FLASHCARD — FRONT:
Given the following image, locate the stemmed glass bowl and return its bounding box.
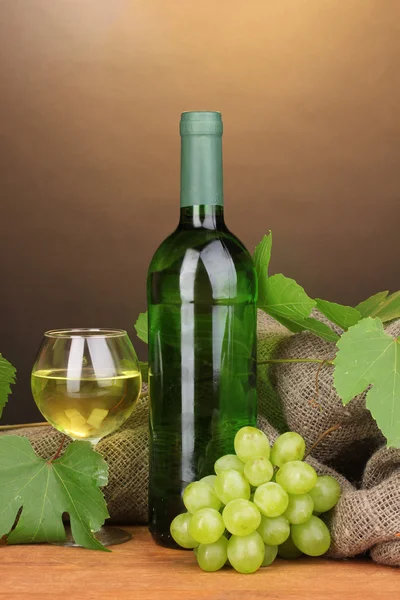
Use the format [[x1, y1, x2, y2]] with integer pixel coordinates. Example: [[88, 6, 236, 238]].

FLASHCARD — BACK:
[[31, 328, 142, 545]]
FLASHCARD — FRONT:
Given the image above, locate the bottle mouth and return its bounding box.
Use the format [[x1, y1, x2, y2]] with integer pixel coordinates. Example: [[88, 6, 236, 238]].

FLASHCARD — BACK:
[[180, 111, 223, 136], [44, 328, 127, 339], [181, 111, 222, 120]]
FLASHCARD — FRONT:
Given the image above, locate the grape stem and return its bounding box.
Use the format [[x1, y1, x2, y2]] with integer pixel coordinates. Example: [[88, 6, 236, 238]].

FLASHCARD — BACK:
[[49, 436, 67, 462], [309, 359, 333, 411], [0, 421, 49, 431], [305, 423, 342, 458], [257, 358, 335, 366], [314, 360, 331, 398]]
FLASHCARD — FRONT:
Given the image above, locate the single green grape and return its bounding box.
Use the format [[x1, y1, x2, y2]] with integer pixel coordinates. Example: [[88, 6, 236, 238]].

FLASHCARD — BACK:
[[234, 426, 270, 463], [227, 531, 265, 573], [183, 481, 221, 514], [222, 499, 261, 536], [261, 544, 278, 567], [308, 476, 341, 513], [214, 469, 251, 505], [253, 482, 289, 518], [278, 535, 303, 559], [270, 432, 306, 467], [284, 494, 314, 525], [257, 515, 290, 546], [244, 456, 273, 487], [170, 513, 199, 549], [291, 515, 331, 556], [188, 508, 225, 545], [201, 475, 218, 488], [214, 454, 244, 475], [196, 536, 228, 572], [276, 461, 318, 495]]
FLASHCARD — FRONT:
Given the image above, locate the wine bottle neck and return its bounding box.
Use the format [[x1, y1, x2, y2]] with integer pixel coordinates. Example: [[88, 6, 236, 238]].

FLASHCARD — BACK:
[[179, 205, 225, 230], [180, 112, 224, 209]]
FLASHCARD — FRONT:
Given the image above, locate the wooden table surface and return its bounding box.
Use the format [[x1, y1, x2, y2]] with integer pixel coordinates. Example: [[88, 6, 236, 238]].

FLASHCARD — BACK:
[[1, 526, 397, 600]]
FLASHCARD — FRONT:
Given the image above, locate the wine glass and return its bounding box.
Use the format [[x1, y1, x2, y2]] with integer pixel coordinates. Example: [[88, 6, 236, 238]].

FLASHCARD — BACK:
[[31, 328, 142, 546]]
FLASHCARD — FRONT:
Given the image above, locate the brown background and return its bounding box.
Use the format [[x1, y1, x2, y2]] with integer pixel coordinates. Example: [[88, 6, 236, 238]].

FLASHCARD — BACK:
[[1, 0, 399, 425]]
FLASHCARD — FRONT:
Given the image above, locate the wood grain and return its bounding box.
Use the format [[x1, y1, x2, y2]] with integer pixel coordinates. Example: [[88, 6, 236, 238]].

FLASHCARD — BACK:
[[1, 527, 397, 600]]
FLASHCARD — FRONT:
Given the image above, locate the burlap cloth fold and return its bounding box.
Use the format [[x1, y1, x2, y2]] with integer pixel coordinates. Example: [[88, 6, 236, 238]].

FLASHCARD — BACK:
[[1, 311, 399, 566]]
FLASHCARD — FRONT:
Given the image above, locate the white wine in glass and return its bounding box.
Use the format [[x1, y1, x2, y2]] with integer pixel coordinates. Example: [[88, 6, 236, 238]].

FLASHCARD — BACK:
[[31, 328, 142, 546], [31, 368, 141, 444]]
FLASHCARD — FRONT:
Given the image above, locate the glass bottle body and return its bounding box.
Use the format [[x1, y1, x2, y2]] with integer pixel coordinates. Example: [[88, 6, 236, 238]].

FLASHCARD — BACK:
[[148, 206, 257, 547]]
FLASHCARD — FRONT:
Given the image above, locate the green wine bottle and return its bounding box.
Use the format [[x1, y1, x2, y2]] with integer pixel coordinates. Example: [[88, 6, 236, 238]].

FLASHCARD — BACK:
[[148, 111, 257, 547]]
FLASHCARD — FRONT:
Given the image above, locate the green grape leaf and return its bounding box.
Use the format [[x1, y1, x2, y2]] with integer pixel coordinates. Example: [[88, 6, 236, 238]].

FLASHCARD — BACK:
[[254, 231, 272, 278], [254, 231, 272, 300], [334, 318, 400, 447], [0, 355, 16, 419], [373, 291, 400, 323], [260, 274, 316, 321], [258, 274, 341, 342], [315, 299, 361, 330], [0, 437, 110, 550], [139, 361, 148, 384], [276, 315, 339, 343], [299, 318, 339, 342], [356, 291, 389, 318], [134, 311, 148, 344], [356, 291, 400, 323]]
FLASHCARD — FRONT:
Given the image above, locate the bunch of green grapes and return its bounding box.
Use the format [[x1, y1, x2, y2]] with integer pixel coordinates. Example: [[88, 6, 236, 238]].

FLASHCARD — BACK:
[[170, 426, 341, 574]]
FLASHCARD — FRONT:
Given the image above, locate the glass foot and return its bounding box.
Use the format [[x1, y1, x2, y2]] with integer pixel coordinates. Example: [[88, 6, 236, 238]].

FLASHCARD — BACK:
[[54, 526, 132, 547]]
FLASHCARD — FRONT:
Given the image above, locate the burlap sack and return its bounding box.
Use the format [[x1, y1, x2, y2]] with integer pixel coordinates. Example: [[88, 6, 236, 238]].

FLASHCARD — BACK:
[[0, 311, 399, 566], [327, 445, 400, 565]]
